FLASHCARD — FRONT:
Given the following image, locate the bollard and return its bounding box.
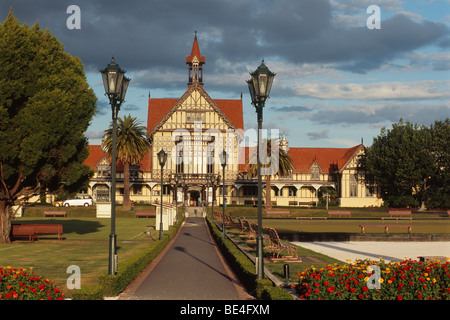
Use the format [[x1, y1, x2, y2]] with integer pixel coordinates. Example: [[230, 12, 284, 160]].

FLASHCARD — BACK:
[[284, 264, 289, 280]]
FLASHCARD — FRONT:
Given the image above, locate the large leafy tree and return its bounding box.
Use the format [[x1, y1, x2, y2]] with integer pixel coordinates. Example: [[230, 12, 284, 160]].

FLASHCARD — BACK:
[[0, 11, 97, 243], [365, 118, 449, 208], [247, 139, 294, 210], [102, 115, 151, 210]]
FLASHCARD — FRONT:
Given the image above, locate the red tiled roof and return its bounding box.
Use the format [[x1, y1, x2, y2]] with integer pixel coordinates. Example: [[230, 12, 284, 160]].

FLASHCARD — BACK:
[[287, 145, 362, 173], [83, 145, 151, 172], [147, 98, 179, 133], [238, 144, 363, 173]]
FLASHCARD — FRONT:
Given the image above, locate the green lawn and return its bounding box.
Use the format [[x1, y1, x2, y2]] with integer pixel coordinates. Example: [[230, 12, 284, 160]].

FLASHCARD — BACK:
[[0, 216, 161, 296], [1, 205, 448, 297]]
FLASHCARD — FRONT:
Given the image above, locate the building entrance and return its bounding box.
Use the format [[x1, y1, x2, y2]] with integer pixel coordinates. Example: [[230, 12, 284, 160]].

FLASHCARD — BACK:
[[189, 190, 200, 206]]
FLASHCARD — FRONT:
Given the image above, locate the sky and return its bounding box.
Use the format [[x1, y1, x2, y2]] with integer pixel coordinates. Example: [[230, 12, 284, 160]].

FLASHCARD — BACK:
[[1, 0, 449, 148]]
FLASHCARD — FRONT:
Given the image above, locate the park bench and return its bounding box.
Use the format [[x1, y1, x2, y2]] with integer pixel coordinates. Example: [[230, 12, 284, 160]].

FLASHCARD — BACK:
[[359, 224, 412, 234], [296, 217, 328, 222], [244, 200, 254, 205], [328, 210, 351, 218], [265, 227, 300, 261], [44, 211, 66, 217], [11, 224, 63, 241], [135, 211, 156, 218], [11, 224, 37, 242], [388, 210, 412, 218], [298, 201, 316, 207], [289, 201, 298, 206], [266, 209, 290, 217]]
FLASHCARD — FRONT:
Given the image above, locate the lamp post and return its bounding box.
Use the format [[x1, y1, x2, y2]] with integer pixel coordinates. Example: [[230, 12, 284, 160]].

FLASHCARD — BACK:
[[219, 151, 228, 239], [100, 57, 130, 275], [246, 60, 275, 280], [209, 173, 215, 219], [157, 149, 167, 240], [174, 173, 180, 223]]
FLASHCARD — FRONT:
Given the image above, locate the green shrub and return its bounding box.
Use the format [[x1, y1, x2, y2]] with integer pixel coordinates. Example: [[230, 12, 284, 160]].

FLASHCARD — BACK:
[[206, 218, 293, 300]]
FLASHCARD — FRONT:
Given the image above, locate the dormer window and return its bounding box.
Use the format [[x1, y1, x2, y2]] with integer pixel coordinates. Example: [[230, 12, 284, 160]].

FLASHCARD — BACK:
[[309, 161, 321, 181]]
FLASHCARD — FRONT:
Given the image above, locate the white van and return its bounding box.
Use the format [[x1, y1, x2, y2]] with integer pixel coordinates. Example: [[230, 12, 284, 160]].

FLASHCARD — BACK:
[[62, 194, 93, 207]]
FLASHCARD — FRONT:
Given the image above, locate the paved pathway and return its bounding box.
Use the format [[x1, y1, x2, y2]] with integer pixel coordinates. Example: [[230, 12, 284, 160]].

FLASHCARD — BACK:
[[120, 216, 252, 300]]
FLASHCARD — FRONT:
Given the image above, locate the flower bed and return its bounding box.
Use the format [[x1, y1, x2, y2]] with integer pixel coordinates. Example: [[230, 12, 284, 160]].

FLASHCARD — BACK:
[[0, 266, 64, 300], [295, 258, 450, 300]]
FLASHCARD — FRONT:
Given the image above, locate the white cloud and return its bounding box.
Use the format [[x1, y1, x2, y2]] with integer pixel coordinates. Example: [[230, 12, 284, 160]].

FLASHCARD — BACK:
[[292, 80, 450, 100]]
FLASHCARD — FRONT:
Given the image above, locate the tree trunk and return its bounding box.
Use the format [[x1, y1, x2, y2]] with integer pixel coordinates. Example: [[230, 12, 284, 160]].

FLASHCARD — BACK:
[[265, 175, 273, 210], [0, 201, 12, 243], [122, 161, 131, 210]]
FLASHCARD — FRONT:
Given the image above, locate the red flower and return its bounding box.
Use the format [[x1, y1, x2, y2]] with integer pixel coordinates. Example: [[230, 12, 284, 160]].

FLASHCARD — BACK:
[[397, 295, 403, 300], [327, 286, 335, 293], [314, 289, 320, 294], [362, 286, 368, 292]]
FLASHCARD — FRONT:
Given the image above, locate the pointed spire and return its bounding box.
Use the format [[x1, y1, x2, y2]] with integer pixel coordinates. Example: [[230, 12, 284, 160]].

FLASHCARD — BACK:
[[186, 31, 205, 63]]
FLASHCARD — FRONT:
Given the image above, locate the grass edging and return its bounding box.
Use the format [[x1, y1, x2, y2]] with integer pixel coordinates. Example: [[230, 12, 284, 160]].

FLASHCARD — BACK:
[[206, 218, 293, 300], [71, 217, 184, 300]]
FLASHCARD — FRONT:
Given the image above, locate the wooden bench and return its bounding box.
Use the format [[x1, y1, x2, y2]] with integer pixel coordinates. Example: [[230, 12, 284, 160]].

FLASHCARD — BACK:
[[328, 210, 351, 218], [359, 224, 412, 234], [296, 217, 328, 222], [388, 210, 412, 218], [135, 211, 156, 218], [244, 200, 254, 205], [266, 209, 290, 217], [289, 201, 298, 206], [265, 227, 300, 261], [298, 201, 316, 207], [11, 224, 37, 242], [11, 224, 63, 241], [44, 211, 67, 217]]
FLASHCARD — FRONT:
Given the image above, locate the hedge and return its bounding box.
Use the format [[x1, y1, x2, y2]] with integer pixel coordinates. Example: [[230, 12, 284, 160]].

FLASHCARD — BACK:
[[206, 218, 293, 300]]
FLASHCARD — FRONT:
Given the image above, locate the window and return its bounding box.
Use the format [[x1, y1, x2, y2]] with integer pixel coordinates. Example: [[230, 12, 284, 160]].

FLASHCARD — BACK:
[[133, 184, 142, 195], [350, 174, 358, 197], [186, 112, 204, 123], [243, 186, 258, 197], [219, 186, 228, 196], [97, 165, 111, 177]]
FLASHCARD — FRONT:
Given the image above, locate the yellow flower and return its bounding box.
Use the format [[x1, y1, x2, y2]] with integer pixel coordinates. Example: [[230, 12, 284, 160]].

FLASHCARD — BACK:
[[379, 278, 384, 283], [432, 278, 436, 283], [364, 277, 369, 282], [424, 273, 429, 277], [387, 279, 392, 284]]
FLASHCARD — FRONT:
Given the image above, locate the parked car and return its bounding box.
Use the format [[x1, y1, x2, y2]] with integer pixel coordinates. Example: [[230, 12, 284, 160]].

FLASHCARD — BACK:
[[52, 200, 63, 207], [62, 195, 93, 207]]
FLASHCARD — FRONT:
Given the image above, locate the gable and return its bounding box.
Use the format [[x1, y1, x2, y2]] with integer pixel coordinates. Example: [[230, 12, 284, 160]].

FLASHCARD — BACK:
[[147, 82, 243, 136]]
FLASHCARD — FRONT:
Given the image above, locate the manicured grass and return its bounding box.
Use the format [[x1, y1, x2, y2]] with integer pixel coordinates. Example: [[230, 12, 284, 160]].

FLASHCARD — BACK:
[[0, 216, 161, 296]]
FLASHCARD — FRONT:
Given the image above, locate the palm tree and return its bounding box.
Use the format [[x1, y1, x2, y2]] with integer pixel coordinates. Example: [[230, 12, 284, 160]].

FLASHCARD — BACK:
[[102, 115, 151, 210], [247, 138, 294, 210]]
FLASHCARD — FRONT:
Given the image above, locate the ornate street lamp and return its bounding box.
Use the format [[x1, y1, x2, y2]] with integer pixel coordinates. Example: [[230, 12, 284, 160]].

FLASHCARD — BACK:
[[247, 60, 275, 280], [100, 57, 130, 275], [174, 173, 180, 223], [209, 173, 215, 219], [157, 149, 168, 240], [219, 150, 228, 239]]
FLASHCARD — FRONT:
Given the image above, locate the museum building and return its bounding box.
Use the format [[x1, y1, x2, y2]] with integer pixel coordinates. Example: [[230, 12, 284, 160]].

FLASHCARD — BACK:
[[83, 34, 383, 208]]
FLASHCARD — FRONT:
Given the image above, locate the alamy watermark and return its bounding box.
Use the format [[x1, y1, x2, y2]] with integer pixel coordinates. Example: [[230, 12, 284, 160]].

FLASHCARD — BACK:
[[168, 122, 280, 176], [366, 5, 381, 29]]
